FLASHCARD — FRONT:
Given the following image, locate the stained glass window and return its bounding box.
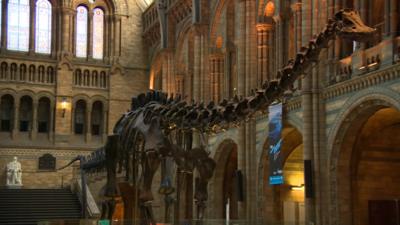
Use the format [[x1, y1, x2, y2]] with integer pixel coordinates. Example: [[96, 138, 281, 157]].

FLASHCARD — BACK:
[[76, 6, 88, 58], [35, 0, 52, 54], [93, 8, 104, 59], [7, 0, 30, 51]]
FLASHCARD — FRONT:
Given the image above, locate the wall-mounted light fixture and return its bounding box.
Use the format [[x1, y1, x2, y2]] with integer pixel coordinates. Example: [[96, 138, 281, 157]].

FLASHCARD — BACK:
[[61, 98, 68, 118], [290, 184, 305, 191]]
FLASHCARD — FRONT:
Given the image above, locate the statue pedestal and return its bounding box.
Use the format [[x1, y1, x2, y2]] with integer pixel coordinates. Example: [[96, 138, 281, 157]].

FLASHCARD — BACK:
[[6, 184, 23, 189]]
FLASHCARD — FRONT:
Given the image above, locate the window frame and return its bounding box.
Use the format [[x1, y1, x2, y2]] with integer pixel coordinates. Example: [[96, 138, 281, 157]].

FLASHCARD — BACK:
[[73, 1, 110, 61], [0, 0, 57, 57], [34, 0, 52, 54]]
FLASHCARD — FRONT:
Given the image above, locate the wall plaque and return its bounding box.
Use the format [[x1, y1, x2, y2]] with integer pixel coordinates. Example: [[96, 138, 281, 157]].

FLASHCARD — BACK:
[[38, 154, 56, 170]]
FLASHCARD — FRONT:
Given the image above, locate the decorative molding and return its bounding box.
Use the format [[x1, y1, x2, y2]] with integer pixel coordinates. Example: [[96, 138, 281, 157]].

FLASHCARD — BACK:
[[324, 64, 400, 100]]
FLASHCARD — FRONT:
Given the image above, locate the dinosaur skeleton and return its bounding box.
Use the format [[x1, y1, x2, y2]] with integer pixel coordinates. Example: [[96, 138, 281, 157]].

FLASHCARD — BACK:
[[59, 9, 375, 224]]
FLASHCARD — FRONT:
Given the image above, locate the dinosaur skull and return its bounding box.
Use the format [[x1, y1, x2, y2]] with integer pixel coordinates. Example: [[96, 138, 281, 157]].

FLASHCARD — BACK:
[[335, 9, 376, 42]]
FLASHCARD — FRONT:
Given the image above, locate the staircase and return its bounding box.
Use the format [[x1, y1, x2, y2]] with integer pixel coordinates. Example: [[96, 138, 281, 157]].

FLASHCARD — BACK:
[[0, 189, 82, 225]]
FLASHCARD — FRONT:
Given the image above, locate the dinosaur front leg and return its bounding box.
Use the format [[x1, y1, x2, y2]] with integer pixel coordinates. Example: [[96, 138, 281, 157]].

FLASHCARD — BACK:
[[159, 156, 175, 195], [139, 151, 160, 225], [194, 177, 208, 220]]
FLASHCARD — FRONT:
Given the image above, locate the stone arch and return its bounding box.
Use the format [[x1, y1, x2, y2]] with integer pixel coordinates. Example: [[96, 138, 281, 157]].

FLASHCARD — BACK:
[[19, 95, 34, 132], [328, 89, 400, 225], [209, 0, 229, 44], [71, 0, 117, 13], [0, 93, 15, 132], [36, 91, 55, 104], [0, 88, 18, 99], [73, 99, 88, 135], [174, 22, 194, 97], [37, 96, 52, 133], [258, 124, 303, 225], [72, 94, 91, 106], [209, 138, 238, 219], [17, 90, 37, 103], [91, 100, 103, 136]]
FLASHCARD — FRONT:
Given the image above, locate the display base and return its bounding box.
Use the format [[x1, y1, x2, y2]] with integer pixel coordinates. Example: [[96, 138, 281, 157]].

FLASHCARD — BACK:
[[6, 184, 23, 189]]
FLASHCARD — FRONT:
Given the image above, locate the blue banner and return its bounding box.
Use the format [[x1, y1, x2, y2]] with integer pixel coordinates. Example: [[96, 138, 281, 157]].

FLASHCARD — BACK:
[[268, 103, 283, 185]]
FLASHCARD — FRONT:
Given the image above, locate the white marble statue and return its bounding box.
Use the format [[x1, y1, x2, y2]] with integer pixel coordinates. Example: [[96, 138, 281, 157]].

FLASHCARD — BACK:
[[6, 156, 22, 186]]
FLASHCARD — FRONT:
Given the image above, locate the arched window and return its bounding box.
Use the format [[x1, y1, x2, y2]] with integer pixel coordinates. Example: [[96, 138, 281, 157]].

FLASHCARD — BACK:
[[19, 96, 33, 132], [0, 95, 14, 131], [93, 8, 104, 59], [91, 101, 102, 135], [35, 0, 52, 54], [74, 100, 86, 134], [7, 0, 30, 51], [76, 6, 88, 58], [37, 97, 50, 133]]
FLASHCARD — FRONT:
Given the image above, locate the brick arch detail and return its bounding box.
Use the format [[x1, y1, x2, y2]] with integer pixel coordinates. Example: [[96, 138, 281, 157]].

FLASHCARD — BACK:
[[327, 88, 400, 225]]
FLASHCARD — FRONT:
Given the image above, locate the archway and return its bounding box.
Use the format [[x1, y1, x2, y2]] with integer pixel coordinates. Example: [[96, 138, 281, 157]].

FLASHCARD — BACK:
[[334, 105, 400, 225], [0, 94, 14, 132], [19, 96, 33, 132], [261, 126, 304, 225], [38, 97, 51, 133], [91, 101, 103, 136], [74, 99, 86, 134], [211, 139, 239, 219]]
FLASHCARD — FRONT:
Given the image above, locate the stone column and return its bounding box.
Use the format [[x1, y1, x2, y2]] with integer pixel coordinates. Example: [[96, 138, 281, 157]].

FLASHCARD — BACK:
[[209, 54, 224, 102], [302, 1, 316, 224], [292, 3, 302, 90], [88, 10, 94, 60], [236, 0, 248, 221], [49, 102, 54, 142], [61, 8, 73, 54], [385, 0, 398, 38], [193, 30, 201, 101], [236, 0, 246, 96], [200, 33, 209, 101], [245, 0, 257, 93], [0, 0, 7, 52], [31, 101, 38, 140], [86, 106, 92, 143], [218, 57, 224, 100], [29, 0, 36, 55], [192, 24, 206, 102], [113, 15, 122, 57], [208, 56, 214, 101], [12, 99, 20, 139], [256, 23, 273, 83], [102, 109, 107, 142], [103, 14, 111, 62], [51, 6, 58, 58], [161, 50, 174, 94]]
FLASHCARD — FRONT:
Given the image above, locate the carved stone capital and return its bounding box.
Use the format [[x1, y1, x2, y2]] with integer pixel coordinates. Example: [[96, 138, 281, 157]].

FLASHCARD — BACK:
[[256, 23, 273, 31], [291, 2, 302, 13]]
